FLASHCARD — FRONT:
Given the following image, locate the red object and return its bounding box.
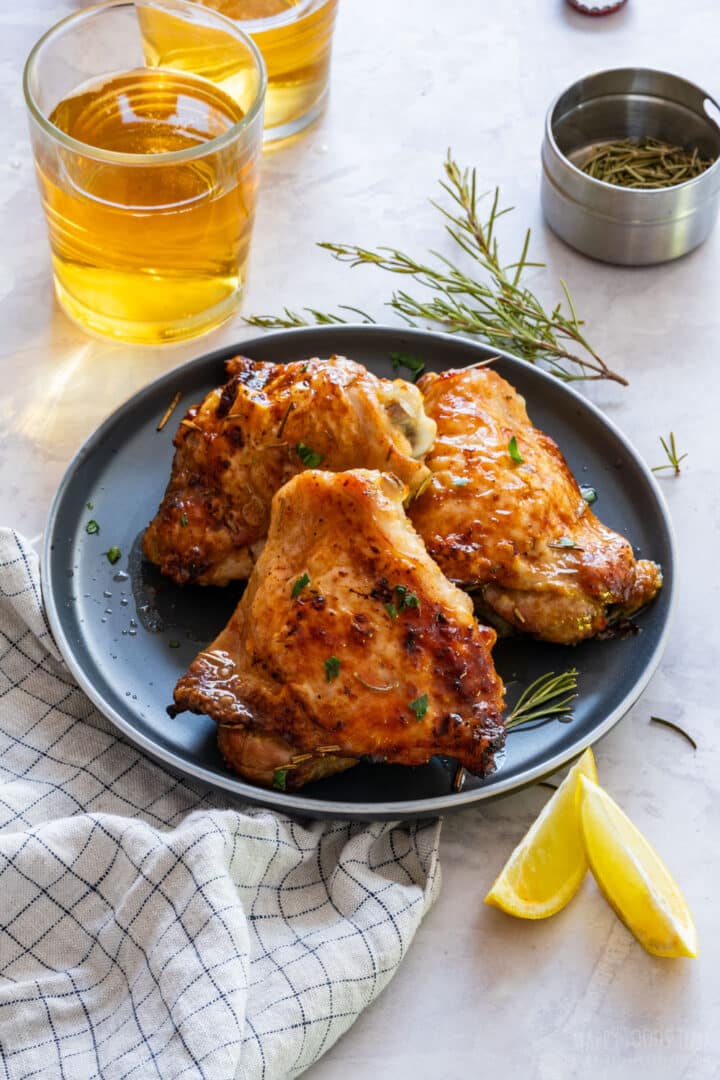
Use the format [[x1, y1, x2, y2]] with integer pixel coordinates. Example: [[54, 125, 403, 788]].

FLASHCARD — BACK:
[[566, 0, 628, 13]]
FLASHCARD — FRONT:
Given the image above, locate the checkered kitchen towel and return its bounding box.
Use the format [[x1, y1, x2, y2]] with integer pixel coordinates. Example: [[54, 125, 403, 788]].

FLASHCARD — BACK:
[[0, 529, 441, 1079]]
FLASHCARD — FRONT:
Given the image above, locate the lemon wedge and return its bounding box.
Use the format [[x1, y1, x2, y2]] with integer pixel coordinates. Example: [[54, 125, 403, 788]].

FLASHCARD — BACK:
[[484, 747, 597, 919], [578, 775, 697, 958]]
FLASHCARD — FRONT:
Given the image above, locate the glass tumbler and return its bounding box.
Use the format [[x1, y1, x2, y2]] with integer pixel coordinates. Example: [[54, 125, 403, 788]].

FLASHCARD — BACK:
[[191, 0, 338, 144], [23, 0, 267, 345]]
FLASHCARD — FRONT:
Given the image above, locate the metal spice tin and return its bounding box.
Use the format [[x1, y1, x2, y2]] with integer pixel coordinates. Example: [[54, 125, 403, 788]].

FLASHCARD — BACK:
[[541, 68, 720, 265]]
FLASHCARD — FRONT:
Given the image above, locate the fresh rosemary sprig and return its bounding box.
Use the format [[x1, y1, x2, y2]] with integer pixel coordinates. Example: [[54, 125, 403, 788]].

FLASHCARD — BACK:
[[452, 668, 579, 793], [651, 432, 687, 475], [505, 669, 579, 730], [247, 305, 376, 329], [581, 137, 714, 189], [245, 153, 625, 386]]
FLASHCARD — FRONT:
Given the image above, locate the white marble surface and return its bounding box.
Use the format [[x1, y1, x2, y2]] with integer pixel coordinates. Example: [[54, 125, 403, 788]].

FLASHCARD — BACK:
[[3, 1, 720, 1077]]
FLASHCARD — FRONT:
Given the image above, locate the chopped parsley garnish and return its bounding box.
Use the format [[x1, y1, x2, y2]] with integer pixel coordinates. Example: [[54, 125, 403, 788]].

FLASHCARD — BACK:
[[409, 693, 429, 721], [393, 585, 420, 612], [292, 571, 311, 598], [390, 352, 425, 382], [549, 536, 581, 550], [104, 547, 121, 565], [180, 512, 188, 527], [385, 602, 399, 619], [169, 640, 180, 649], [508, 436, 523, 465], [405, 593, 420, 609], [580, 485, 598, 506], [273, 768, 288, 791], [86, 501, 94, 510], [296, 443, 323, 468], [85, 520, 100, 535], [324, 656, 341, 682]]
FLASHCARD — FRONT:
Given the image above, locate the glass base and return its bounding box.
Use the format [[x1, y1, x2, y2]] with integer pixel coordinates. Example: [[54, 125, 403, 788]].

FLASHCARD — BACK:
[[262, 86, 328, 146], [53, 276, 244, 345]]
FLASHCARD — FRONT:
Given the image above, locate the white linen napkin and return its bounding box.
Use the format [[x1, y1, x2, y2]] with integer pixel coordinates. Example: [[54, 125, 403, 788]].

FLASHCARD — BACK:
[[0, 529, 441, 1079]]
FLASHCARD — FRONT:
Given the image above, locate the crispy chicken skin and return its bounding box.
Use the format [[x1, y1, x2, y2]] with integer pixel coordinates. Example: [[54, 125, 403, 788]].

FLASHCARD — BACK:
[[143, 355, 436, 586], [174, 469, 505, 790], [409, 367, 662, 645]]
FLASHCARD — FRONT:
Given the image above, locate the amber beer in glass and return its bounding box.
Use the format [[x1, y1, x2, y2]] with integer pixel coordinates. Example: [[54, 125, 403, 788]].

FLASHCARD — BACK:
[[190, 0, 338, 143], [24, 0, 266, 344]]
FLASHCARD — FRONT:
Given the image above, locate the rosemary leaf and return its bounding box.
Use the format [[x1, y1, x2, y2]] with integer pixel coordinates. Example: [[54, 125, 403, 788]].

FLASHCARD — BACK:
[[354, 673, 397, 692], [157, 390, 182, 432], [650, 715, 697, 750]]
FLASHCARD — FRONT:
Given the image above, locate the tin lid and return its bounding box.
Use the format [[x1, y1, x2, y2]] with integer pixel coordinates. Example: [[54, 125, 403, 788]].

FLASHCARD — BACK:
[[566, 0, 628, 13]]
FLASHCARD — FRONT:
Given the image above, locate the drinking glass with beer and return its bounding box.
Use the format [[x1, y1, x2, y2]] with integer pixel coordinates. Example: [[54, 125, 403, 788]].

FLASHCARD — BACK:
[[24, 0, 267, 345], [191, 0, 338, 144]]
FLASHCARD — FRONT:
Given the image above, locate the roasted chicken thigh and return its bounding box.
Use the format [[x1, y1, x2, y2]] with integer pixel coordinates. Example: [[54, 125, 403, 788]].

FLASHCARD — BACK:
[[410, 367, 662, 645], [143, 355, 436, 586], [174, 469, 505, 789]]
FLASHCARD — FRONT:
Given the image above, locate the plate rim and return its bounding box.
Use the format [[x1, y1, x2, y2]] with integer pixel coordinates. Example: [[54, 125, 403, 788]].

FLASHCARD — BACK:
[[41, 325, 677, 819]]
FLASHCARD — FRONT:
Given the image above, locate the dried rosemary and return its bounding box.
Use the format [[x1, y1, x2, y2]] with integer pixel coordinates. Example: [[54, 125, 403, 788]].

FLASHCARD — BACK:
[[246, 152, 624, 385], [581, 137, 715, 189], [157, 390, 182, 432]]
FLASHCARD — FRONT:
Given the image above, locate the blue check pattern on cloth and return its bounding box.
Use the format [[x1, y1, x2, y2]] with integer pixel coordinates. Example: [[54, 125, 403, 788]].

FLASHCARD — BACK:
[[0, 530, 441, 1080]]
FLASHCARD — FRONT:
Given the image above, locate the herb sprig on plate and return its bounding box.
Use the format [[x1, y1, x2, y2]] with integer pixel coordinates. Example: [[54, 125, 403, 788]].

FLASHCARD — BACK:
[[505, 670, 579, 730], [453, 670, 579, 792]]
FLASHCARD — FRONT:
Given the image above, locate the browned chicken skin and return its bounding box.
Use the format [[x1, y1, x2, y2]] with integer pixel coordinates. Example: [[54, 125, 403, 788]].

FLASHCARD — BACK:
[[409, 367, 662, 645], [174, 469, 505, 790], [143, 355, 436, 586]]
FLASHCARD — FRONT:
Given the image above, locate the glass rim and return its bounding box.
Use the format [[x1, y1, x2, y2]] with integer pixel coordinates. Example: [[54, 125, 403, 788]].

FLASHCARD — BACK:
[[22, 0, 268, 166], [227, 0, 315, 33]]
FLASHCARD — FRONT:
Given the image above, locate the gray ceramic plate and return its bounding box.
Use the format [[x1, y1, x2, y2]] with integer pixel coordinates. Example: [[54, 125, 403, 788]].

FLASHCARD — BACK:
[[42, 326, 675, 820]]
